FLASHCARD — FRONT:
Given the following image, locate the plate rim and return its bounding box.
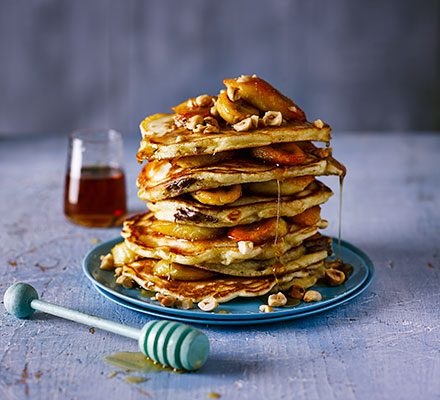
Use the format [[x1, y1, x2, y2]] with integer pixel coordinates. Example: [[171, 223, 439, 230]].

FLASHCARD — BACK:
[[83, 237, 374, 320]]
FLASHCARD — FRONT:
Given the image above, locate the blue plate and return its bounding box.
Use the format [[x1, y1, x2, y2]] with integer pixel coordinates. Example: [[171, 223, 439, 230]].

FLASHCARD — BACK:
[[93, 272, 373, 325], [83, 237, 374, 322]]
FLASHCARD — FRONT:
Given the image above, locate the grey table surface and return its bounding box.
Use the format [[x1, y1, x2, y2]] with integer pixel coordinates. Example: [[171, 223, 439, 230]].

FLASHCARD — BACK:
[[0, 132, 439, 400]]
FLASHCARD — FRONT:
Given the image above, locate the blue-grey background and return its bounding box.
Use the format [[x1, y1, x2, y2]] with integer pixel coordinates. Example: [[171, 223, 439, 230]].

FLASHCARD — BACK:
[[0, 0, 439, 137]]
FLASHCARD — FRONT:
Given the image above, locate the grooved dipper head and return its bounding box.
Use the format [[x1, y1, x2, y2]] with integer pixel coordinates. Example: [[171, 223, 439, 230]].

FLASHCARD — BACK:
[[139, 320, 209, 371]]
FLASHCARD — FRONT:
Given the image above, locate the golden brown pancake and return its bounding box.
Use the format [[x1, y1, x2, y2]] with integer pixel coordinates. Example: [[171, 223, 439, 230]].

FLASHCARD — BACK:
[[138, 153, 345, 202], [146, 180, 332, 227], [119, 259, 326, 303], [137, 114, 331, 161]]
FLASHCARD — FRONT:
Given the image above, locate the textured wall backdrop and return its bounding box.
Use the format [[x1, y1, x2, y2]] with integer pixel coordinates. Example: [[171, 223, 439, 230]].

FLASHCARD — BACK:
[[0, 0, 439, 136]]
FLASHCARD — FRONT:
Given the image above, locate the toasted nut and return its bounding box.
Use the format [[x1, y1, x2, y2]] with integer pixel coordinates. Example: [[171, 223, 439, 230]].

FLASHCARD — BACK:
[[176, 299, 194, 310], [195, 94, 213, 107], [115, 275, 134, 289], [262, 111, 283, 127], [325, 268, 346, 286], [204, 116, 219, 127], [156, 293, 176, 307], [232, 115, 259, 132], [186, 114, 204, 130], [312, 119, 325, 129], [227, 86, 241, 102], [237, 74, 252, 83], [99, 253, 114, 271], [303, 290, 322, 302], [186, 98, 197, 108], [238, 240, 254, 255], [198, 297, 218, 312], [210, 104, 219, 117], [259, 305, 273, 313], [268, 292, 287, 307], [289, 286, 305, 300], [114, 267, 123, 276], [204, 124, 220, 134]]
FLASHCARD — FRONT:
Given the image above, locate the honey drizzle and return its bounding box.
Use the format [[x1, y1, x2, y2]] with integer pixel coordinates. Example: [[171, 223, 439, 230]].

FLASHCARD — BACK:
[[337, 175, 344, 259], [273, 179, 281, 246], [271, 179, 282, 285]]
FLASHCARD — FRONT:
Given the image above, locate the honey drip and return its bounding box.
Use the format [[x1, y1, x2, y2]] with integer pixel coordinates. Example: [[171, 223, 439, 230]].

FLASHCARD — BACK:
[[271, 179, 282, 285], [337, 175, 344, 259]]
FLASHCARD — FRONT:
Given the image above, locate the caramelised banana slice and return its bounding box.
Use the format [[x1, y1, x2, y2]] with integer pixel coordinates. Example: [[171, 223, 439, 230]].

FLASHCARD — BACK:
[[216, 90, 259, 124], [246, 176, 314, 196], [223, 75, 306, 121], [149, 220, 225, 240], [191, 184, 242, 206]]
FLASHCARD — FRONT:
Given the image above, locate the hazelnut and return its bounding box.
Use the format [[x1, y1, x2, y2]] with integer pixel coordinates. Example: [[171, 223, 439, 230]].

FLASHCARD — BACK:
[[268, 292, 287, 307], [156, 293, 176, 307], [237, 75, 252, 83], [176, 299, 194, 310], [186, 98, 196, 108], [232, 115, 259, 132], [210, 104, 219, 117], [289, 286, 305, 300], [99, 253, 114, 271], [198, 297, 218, 312], [303, 290, 322, 303], [312, 119, 325, 129], [227, 86, 240, 102], [186, 115, 204, 130], [195, 94, 213, 107], [114, 267, 123, 276], [115, 275, 134, 289], [325, 268, 346, 286], [204, 124, 220, 134], [262, 111, 283, 127], [204, 116, 219, 127], [259, 305, 273, 313]]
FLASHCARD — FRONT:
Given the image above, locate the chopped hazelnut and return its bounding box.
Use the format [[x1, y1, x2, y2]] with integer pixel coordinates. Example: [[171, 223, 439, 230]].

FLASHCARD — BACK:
[[186, 115, 204, 130], [156, 293, 176, 307], [227, 86, 240, 102], [232, 115, 259, 132], [325, 268, 346, 286], [99, 253, 114, 271], [303, 290, 322, 302], [204, 124, 220, 134], [289, 286, 305, 300], [312, 119, 325, 129], [237, 75, 252, 83], [268, 292, 287, 307], [115, 275, 134, 289], [195, 94, 213, 107], [262, 111, 283, 127], [259, 305, 273, 313], [198, 297, 218, 312]]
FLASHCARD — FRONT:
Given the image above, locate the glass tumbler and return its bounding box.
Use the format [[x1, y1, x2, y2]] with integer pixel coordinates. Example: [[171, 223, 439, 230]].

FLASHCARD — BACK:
[[64, 129, 127, 227]]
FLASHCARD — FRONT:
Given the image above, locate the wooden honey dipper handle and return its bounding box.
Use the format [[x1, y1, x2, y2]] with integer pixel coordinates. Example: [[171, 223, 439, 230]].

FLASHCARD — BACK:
[[3, 282, 209, 371]]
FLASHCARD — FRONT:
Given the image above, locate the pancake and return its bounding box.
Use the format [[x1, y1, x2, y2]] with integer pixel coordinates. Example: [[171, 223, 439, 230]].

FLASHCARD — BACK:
[[193, 245, 330, 277], [146, 180, 332, 227], [137, 114, 331, 161], [118, 258, 326, 303], [137, 152, 345, 202], [122, 212, 327, 265]]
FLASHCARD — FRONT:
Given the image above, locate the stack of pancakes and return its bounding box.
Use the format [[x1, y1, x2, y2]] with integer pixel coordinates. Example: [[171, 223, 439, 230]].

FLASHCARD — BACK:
[[104, 75, 346, 309]]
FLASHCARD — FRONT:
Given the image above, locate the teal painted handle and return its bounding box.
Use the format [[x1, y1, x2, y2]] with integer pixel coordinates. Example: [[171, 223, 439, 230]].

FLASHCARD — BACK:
[[3, 282, 209, 371]]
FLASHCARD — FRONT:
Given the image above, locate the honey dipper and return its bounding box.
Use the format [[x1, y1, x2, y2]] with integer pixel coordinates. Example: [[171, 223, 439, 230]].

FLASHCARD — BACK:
[[4, 282, 209, 371]]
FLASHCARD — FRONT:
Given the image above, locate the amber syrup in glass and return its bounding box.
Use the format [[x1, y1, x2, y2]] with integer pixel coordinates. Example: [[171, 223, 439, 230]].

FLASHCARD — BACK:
[[64, 165, 127, 227]]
